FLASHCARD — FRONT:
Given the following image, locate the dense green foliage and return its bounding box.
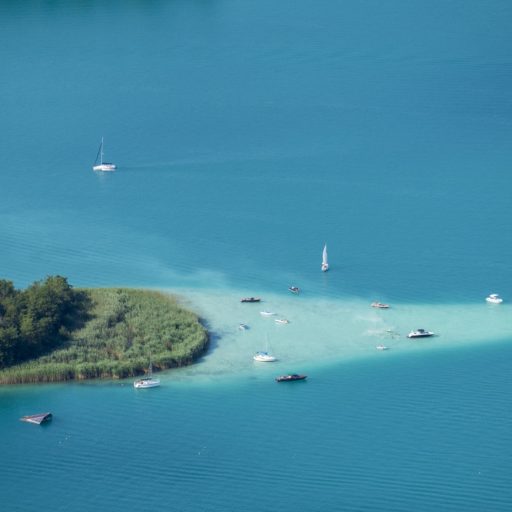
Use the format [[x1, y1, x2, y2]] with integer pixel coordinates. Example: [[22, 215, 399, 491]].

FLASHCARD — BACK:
[[0, 276, 88, 368], [0, 286, 208, 384]]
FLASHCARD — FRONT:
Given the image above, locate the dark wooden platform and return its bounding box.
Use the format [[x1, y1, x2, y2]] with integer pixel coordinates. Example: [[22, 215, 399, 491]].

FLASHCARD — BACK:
[[20, 412, 53, 425]]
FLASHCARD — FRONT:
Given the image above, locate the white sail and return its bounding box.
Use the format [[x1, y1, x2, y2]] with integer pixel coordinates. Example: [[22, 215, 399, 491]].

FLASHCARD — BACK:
[[93, 137, 117, 172], [254, 334, 276, 362], [321, 244, 329, 271]]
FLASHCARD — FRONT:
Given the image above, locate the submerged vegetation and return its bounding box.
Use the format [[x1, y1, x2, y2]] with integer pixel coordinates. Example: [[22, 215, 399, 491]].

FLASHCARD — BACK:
[[0, 281, 208, 384]]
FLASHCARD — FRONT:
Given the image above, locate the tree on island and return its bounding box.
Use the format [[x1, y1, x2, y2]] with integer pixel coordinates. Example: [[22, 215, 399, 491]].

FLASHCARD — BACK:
[[0, 276, 87, 368], [0, 281, 209, 384]]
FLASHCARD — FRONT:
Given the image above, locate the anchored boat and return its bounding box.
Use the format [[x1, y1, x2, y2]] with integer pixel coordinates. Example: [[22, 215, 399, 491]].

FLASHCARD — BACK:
[[486, 293, 503, 304], [253, 351, 277, 362], [276, 374, 307, 382], [134, 360, 160, 389], [371, 302, 390, 309], [407, 329, 435, 339]]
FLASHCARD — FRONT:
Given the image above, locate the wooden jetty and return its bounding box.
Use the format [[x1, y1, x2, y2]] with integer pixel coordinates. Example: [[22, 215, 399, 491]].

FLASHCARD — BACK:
[[20, 412, 52, 425]]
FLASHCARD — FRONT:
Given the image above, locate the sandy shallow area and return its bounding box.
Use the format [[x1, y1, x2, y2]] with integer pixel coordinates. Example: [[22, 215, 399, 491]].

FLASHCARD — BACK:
[[159, 287, 511, 382]]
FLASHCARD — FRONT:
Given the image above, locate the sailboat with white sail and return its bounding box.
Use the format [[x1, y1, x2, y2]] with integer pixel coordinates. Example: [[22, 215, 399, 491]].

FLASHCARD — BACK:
[[253, 335, 277, 362], [133, 359, 160, 388], [93, 137, 117, 172], [321, 243, 329, 272]]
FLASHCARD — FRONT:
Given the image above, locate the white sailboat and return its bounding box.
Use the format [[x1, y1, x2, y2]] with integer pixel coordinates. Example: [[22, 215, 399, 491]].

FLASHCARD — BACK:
[[93, 137, 117, 172], [134, 360, 160, 388], [321, 244, 329, 272], [253, 351, 277, 362], [253, 335, 277, 362]]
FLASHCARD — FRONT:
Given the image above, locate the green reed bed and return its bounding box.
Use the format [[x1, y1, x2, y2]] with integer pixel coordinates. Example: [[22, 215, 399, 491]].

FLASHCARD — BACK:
[[0, 288, 208, 384]]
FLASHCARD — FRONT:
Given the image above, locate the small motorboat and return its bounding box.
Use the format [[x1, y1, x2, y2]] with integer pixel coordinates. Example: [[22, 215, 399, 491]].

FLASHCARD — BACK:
[[253, 351, 277, 362], [276, 374, 307, 382], [407, 329, 435, 339], [376, 344, 389, 351], [260, 311, 276, 316], [275, 318, 289, 324], [371, 302, 390, 309], [239, 323, 249, 331], [486, 293, 503, 304], [288, 286, 300, 294], [241, 297, 261, 303]]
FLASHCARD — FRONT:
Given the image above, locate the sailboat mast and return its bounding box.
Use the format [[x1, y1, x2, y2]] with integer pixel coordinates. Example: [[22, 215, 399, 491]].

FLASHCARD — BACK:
[[100, 136, 104, 165]]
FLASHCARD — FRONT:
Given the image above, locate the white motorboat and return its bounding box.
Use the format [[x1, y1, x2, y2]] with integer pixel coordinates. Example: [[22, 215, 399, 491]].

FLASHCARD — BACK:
[[321, 243, 329, 272], [93, 137, 117, 172], [239, 323, 249, 330], [407, 329, 435, 339], [275, 318, 289, 324], [486, 293, 503, 304], [371, 302, 390, 309], [253, 351, 277, 362], [133, 361, 160, 388], [260, 311, 276, 316], [376, 344, 389, 350]]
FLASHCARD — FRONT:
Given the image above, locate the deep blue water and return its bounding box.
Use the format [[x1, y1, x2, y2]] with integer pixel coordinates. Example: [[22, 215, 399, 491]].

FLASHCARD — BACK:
[[2, 342, 512, 511], [1, 1, 512, 510]]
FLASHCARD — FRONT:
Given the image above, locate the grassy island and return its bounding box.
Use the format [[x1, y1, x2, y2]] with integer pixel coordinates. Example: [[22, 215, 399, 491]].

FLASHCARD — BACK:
[[0, 279, 208, 384]]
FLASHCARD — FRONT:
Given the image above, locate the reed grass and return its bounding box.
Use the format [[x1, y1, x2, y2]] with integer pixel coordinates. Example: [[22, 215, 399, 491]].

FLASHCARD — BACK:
[[0, 288, 208, 384]]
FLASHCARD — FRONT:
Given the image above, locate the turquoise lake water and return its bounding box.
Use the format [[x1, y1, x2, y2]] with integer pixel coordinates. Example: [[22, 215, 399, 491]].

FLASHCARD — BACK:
[[1, 1, 512, 510]]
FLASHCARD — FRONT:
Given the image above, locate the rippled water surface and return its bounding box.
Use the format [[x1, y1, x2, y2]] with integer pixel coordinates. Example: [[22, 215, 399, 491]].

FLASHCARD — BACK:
[[1, 1, 512, 510]]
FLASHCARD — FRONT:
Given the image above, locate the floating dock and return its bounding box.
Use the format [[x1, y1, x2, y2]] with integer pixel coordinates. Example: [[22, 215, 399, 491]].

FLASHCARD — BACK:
[[20, 412, 52, 425]]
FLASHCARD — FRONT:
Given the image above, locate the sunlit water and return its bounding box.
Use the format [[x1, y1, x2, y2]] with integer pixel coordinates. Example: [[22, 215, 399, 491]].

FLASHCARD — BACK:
[[1, 1, 512, 510]]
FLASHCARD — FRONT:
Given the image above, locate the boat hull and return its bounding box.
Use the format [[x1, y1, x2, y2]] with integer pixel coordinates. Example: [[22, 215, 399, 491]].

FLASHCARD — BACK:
[[275, 375, 307, 382], [133, 378, 161, 388], [254, 356, 277, 362], [371, 302, 390, 309], [93, 164, 117, 172], [407, 333, 434, 338]]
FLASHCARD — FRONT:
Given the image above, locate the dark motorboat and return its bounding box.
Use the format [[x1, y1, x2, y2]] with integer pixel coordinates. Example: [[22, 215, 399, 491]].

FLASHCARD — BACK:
[[288, 286, 300, 294], [240, 297, 261, 303], [275, 374, 307, 382]]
